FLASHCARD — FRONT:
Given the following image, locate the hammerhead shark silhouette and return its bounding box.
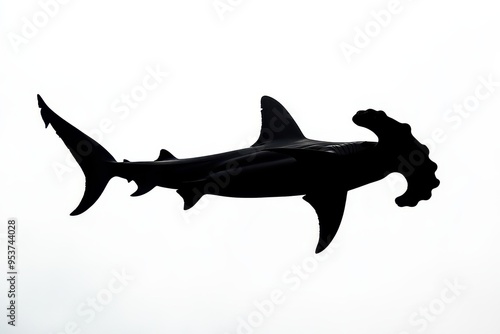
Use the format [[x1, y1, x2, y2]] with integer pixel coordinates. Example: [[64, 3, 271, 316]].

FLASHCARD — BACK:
[[38, 94, 439, 253]]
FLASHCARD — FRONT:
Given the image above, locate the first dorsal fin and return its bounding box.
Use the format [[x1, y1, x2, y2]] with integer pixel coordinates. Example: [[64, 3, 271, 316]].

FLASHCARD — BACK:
[[156, 149, 177, 161], [252, 96, 306, 147]]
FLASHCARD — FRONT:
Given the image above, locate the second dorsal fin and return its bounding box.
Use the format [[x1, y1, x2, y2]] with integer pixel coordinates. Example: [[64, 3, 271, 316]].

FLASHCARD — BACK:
[[156, 149, 177, 161], [252, 96, 306, 147]]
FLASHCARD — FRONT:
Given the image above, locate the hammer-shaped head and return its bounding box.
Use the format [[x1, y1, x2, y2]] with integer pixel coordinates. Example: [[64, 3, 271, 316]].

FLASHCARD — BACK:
[[353, 109, 440, 207]]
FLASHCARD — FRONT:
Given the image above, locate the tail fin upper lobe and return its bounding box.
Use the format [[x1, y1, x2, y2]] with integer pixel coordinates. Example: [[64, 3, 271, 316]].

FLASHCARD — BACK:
[[38, 95, 116, 215]]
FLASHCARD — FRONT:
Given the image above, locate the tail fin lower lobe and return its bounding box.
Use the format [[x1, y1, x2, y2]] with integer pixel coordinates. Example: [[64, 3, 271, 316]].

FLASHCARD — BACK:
[[38, 95, 116, 215]]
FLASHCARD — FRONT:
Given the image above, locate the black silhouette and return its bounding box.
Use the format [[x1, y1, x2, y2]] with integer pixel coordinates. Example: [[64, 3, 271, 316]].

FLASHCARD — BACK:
[[38, 95, 439, 253]]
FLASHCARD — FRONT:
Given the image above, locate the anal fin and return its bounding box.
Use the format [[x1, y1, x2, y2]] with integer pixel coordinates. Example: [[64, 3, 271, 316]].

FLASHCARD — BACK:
[[177, 187, 203, 210], [131, 182, 156, 197]]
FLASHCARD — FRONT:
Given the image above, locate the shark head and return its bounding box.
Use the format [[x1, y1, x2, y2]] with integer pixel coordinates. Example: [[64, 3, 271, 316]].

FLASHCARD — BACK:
[[352, 109, 386, 126], [353, 108, 440, 207], [352, 109, 411, 137]]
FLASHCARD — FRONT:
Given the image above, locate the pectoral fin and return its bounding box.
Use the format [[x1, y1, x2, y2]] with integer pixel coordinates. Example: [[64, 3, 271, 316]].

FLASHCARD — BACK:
[[303, 190, 347, 253]]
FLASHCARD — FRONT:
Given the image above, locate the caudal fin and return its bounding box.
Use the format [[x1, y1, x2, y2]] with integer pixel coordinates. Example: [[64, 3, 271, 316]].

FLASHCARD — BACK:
[[38, 95, 117, 215]]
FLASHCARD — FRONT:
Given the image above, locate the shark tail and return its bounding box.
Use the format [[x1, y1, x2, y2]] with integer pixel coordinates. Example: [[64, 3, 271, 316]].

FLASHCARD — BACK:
[[38, 95, 117, 215]]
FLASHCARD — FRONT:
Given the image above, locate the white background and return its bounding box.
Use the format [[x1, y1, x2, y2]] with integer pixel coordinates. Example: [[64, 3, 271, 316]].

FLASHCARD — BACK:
[[1, 0, 500, 333]]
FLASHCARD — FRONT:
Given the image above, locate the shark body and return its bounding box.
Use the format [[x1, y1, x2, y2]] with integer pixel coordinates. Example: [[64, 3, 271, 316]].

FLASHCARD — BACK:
[[38, 95, 439, 253]]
